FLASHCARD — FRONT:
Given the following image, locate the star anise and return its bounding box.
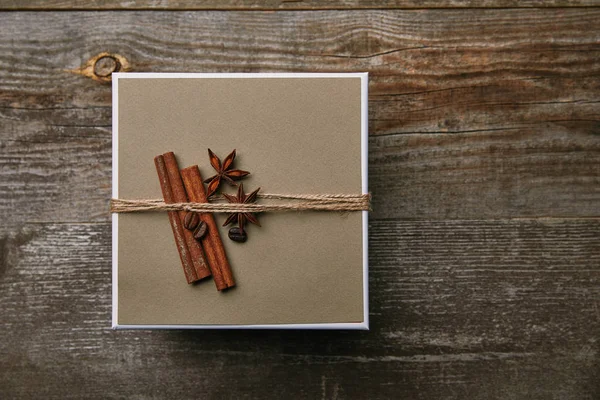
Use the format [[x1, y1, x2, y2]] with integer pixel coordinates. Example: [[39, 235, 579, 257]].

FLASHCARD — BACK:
[[222, 183, 261, 233], [203, 149, 250, 197]]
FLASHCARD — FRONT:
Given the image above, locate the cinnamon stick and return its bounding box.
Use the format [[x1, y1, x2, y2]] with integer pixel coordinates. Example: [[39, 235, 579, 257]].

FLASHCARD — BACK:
[[154, 155, 199, 284], [160, 152, 212, 281], [181, 166, 236, 291]]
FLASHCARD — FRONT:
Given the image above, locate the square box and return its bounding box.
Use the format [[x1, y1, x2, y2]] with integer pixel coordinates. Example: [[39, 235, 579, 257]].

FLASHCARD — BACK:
[[112, 73, 368, 329]]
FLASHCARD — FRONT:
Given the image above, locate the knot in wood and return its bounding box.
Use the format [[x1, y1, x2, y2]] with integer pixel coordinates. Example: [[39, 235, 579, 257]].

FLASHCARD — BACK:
[[93, 55, 119, 78], [69, 52, 131, 83]]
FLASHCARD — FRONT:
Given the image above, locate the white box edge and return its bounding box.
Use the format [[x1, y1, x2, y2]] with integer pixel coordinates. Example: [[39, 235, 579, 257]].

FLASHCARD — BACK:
[[111, 72, 369, 330]]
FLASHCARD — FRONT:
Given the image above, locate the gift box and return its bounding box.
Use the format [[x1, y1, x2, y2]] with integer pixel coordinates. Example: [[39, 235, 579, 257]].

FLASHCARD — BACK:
[[112, 73, 369, 329]]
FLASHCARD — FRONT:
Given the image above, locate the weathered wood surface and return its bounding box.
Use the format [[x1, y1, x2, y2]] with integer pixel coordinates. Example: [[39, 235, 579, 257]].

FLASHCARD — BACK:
[[1, 0, 600, 10], [1, 220, 598, 399], [0, 7, 599, 400], [1, 10, 599, 223]]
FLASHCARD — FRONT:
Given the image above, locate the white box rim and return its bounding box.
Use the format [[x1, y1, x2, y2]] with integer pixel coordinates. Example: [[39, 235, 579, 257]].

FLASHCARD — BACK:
[[111, 72, 369, 330]]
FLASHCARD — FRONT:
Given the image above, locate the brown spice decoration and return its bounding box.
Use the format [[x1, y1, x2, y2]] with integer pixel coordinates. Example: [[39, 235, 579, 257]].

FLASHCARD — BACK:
[[192, 220, 208, 240], [203, 149, 250, 197], [183, 212, 200, 231], [181, 166, 236, 291], [183, 212, 208, 240], [223, 183, 261, 234], [154, 153, 211, 283]]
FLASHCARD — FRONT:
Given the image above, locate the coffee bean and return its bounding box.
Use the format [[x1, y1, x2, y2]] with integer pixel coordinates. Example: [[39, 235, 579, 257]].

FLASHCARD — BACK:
[[193, 221, 208, 240], [228, 227, 247, 243], [183, 212, 200, 231]]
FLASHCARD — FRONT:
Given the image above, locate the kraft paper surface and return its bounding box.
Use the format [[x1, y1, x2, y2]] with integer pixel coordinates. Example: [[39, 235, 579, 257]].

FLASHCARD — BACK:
[[116, 75, 365, 325]]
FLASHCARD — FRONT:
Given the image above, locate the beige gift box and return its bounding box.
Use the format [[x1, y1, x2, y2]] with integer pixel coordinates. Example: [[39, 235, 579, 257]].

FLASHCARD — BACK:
[[112, 73, 368, 329]]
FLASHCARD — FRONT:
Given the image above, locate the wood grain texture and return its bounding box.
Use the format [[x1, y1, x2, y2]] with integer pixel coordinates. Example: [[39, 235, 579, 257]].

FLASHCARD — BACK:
[[0, 220, 598, 399], [0, 7, 599, 399], [370, 124, 600, 219], [0, 10, 598, 223], [1, 10, 598, 136], [1, 0, 599, 10]]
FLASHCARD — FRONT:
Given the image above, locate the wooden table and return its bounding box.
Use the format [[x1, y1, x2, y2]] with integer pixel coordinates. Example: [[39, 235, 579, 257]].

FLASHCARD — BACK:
[[1, 2, 598, 399]]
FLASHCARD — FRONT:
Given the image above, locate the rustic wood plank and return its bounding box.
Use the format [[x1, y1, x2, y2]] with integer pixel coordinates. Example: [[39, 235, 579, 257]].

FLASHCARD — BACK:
[[0, 9, 598, 135], [0, 10, 597, 222], [369, 123, 600, 219], [0, 220, 598, 399], [0, 0, 599, 10], [0, 121, 112, 226]]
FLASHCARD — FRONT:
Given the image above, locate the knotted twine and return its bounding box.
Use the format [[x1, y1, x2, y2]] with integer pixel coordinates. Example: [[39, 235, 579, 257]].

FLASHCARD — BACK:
[[110, 193, 371, 214]]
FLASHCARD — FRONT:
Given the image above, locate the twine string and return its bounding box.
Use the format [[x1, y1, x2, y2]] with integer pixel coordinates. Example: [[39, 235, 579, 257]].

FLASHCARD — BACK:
[[110, 193, 371, 214]]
